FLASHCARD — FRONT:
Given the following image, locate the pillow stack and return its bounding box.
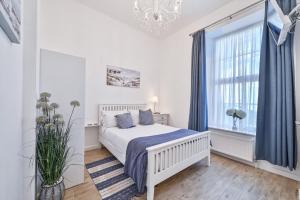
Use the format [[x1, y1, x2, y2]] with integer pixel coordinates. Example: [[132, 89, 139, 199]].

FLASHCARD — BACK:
[[102, 110, 126, 128], [101, 109, 155, 129]]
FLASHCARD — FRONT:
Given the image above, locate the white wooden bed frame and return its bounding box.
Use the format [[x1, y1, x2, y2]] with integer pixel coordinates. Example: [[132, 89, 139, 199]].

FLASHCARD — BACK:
[[98, 104, 211, 200]]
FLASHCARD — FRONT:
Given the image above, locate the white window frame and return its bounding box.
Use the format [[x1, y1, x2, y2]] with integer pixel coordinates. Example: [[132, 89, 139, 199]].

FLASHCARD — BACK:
[[207, 22, 263, 133]]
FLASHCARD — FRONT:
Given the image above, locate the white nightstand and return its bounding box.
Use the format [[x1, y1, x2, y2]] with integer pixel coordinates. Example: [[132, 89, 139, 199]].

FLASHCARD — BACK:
[[153, 113, 169, 125]]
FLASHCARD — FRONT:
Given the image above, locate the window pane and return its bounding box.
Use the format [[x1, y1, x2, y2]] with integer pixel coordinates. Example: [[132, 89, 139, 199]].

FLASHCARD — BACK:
[[208, 23, 263, 132]]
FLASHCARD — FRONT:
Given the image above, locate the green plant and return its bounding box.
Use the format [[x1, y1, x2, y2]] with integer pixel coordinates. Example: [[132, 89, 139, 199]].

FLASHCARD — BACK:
[[226, 109, 246, 130], [226, 109, 247, 120], [36, 92, 80, 186]]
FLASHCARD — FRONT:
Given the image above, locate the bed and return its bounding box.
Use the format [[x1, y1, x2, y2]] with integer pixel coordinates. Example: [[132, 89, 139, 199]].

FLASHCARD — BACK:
[[98, 104, 210, 200]]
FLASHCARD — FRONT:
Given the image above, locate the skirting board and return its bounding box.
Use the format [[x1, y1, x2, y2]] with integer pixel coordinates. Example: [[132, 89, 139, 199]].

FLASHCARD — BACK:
[[211, 150, 255, 167], [213, 150, 300, 181], [85, 144, 101, 151], [256, 160, 300, 181]]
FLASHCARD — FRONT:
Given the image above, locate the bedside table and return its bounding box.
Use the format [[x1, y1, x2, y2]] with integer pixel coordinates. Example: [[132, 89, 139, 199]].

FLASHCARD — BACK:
[[153, 113, 169, 125]]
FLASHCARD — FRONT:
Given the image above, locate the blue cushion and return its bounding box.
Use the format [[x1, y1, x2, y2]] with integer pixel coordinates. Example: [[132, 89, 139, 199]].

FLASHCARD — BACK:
[[115, 113, 135, 129], [139, 109, 154, 125]]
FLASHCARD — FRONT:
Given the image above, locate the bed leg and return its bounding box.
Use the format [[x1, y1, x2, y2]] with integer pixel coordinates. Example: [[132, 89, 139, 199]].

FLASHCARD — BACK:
[[207, 133, 211, 166], [206, 152, 210, 167], [147, 185, 155, 200], [206, 154, 211, 166]]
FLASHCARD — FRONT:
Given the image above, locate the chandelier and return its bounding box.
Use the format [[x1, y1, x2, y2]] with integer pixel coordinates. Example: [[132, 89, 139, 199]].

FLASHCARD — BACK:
[[133, 0, 183, 35]]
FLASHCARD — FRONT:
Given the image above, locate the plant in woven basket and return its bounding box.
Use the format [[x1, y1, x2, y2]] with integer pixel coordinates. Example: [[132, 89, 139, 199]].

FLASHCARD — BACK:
[[226, 109, 247, 130], [36, 92, 80, 200]]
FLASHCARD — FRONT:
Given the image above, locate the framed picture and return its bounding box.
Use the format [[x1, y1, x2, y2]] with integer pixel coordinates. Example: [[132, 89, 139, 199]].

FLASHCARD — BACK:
[[106, 65, 141, 88], [0, 0, 21, 43]]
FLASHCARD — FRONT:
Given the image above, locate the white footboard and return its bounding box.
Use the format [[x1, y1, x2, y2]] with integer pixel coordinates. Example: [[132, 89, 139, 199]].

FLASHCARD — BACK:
[[146, 131, 210, 200]]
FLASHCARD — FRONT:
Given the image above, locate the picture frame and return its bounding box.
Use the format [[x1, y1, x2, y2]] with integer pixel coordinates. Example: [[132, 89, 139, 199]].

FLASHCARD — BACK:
[[106, 65, 141, 88], [0, 0, 21, 43]]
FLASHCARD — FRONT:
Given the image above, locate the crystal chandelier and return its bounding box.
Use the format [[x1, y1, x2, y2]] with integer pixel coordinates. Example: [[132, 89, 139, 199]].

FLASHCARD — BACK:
[[133, 0, 183, 35]]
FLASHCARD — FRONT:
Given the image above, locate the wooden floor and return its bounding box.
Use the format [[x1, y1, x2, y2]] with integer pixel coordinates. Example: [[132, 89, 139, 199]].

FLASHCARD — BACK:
[[64, 148, 299, 200]]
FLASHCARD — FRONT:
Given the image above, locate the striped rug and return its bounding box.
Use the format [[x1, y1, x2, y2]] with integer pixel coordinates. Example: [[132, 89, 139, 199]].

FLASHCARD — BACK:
[[86, 156, 138, 200]]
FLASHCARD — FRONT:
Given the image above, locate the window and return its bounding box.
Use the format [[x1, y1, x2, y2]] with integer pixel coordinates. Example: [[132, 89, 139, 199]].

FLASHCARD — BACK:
[[207, 23, 263, 132]]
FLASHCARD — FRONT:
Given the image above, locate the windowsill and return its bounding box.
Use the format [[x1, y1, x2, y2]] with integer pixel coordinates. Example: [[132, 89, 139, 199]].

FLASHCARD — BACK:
[[208, 126, 256, 137]]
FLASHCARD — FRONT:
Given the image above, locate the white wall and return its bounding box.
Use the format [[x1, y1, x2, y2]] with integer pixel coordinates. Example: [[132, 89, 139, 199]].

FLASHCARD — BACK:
[[0, 1, 38, 199], [38, 0, 161, 150], [159, 0, 300, 180], [159, 0, 300, 128], [22, 0, 38, 199], [0, 21, 23, 200], [159, 0, 263, 128]]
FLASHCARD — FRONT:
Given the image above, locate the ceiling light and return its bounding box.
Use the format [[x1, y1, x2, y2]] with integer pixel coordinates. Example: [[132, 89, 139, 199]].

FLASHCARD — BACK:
[[133, 0, 183, 35]]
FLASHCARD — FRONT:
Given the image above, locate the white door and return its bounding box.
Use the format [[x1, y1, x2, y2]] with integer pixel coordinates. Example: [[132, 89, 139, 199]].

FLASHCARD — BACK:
[[40, 49, 85, 188]]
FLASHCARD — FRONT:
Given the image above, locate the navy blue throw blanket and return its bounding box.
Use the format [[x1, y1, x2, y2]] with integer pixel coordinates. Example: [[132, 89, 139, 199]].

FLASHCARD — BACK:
[[124, 129, 199, 193]]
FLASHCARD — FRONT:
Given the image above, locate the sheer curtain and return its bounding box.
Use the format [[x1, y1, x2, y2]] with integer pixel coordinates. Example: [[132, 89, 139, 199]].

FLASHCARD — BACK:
[[207, 23, 263, 132]]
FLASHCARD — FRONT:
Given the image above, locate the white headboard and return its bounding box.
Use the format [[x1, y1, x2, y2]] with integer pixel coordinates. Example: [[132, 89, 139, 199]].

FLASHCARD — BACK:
[[98, 104, 147, 126]]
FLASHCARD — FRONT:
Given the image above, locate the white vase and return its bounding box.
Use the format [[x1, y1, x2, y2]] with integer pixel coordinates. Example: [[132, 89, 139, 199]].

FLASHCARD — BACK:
[[232, 117, 238, 130]]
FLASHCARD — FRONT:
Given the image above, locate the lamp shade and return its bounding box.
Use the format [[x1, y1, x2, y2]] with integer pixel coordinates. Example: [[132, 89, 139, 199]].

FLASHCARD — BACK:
[[151, 96, 158, 103]]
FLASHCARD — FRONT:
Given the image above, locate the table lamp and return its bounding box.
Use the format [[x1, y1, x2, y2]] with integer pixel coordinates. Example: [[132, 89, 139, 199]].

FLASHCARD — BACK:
[[151, 96, 159, 114]]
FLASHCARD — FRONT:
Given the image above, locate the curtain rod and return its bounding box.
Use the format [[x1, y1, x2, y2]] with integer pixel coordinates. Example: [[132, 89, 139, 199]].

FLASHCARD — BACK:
[[189, 0, 266, 37]]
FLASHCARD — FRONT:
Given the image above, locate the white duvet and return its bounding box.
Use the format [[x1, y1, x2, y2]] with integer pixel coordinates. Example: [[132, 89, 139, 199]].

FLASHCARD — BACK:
[[100, 124, 179, 164]]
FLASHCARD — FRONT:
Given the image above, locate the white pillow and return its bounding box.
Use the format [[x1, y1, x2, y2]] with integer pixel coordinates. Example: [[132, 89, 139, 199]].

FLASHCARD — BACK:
[[129, 110, 139, 125], [101, 110, 126, 128]]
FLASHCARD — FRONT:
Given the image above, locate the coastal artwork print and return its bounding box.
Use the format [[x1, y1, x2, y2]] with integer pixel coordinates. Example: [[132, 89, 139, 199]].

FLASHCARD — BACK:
[[106, 65, 140, 88], [0, 0, 21, 43]]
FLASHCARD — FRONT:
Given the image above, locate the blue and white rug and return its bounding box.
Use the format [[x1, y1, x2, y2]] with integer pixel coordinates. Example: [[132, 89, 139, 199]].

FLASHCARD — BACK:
[[86, 156, 138, 200]]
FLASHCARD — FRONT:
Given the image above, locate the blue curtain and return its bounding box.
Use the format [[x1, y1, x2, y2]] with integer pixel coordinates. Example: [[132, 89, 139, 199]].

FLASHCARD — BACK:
[[188, 30, 208, 132], [256, 0, 297, 170]]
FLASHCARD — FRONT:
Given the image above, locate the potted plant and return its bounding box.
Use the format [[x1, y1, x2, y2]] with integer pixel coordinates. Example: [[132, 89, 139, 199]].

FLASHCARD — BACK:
[[36, 92, 80, 200], [226, 109, 246, 130]]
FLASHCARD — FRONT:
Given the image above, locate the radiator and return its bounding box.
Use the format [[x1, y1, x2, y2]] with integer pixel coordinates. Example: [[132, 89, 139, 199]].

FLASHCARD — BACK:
[[210, 129, 255, 162]]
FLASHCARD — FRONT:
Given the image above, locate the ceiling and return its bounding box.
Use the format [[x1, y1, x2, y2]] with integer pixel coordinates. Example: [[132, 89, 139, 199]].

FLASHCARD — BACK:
[[74, 0, 234, 39]]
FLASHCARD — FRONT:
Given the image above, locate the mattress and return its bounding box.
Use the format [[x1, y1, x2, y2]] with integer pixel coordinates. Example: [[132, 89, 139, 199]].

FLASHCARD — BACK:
[[100, 124, 179, 164]]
